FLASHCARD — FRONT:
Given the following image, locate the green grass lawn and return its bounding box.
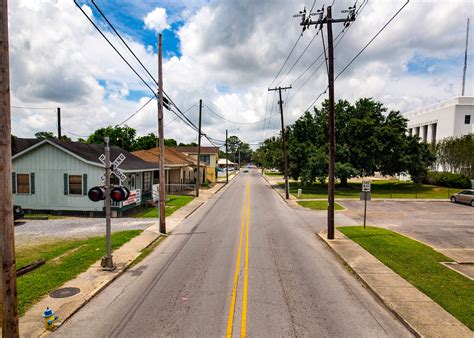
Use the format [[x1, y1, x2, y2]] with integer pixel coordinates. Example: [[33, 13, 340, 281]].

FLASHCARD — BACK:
[[132, 195, 194, 218], [338, 226, 474, 330], [23, 213, 67, 220], [264, 171, 283, 177], [282, 180, 460, 199], [17, 230, 142, 316], [297, 200, 344, 211]]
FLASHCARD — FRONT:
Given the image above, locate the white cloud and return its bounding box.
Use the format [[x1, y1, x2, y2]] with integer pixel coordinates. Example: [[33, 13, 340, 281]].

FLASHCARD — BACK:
[[7, 0, 474, 147], [144, 7, 170, 33]]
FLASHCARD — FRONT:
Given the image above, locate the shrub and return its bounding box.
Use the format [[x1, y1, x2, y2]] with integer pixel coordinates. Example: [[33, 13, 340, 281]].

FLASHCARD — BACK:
[[422, 171, 471, 189]]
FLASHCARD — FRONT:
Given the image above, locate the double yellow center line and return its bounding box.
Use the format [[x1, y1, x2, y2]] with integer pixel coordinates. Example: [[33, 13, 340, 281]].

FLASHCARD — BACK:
[[226, 179, 251, 337]]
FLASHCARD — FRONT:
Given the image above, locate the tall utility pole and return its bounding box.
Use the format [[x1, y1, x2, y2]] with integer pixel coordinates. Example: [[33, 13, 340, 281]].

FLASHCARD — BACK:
[[57, 107, 61, 139], [268, 86, 292, 199], [0, 0, 19, 334], [157, 34, 166, 234], [296, 5, 355, 239], [196, 99, 202, 197], [102, 137, 114, 270], [225, 129, 229, 184], [462, 18, 470, 96]]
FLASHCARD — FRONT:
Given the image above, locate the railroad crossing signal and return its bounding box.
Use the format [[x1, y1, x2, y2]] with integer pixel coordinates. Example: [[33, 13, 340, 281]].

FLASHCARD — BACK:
[[99, 153, 127, 182]]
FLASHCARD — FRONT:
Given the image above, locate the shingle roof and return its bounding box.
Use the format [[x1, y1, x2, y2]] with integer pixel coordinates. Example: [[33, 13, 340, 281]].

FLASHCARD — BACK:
[[132, 146, 203, 166], [174, 146, 219, 154], [11, 137, 42, 155], [50, 140, 158, 171], [12, 138, 158, 171]]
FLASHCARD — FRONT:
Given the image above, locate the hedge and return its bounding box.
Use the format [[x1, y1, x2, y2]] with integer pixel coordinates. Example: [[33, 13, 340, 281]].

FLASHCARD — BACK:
[[422, 171, 472, 189]]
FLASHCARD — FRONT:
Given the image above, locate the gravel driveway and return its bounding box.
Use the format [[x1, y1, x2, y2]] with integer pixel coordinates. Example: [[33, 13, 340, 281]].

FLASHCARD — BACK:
[[14, 217, 156, 247]]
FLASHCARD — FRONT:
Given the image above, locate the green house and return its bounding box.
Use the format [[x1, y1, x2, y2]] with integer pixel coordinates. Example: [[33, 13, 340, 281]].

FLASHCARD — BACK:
[[12, 138, 159, 216]]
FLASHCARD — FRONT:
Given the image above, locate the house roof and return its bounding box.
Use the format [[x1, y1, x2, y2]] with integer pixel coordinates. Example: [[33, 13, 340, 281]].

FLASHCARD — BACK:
[[12, 138, 159, 172], [218, 158, 235, 165], [11, 137, 42, 155], [174, 146, 220, 155], [132, 146, 205, 167]]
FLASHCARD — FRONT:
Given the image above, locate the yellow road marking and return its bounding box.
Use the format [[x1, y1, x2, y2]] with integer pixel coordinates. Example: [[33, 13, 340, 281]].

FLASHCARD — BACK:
[[241, 181, 250, 337], [226, 180, 249, 337]]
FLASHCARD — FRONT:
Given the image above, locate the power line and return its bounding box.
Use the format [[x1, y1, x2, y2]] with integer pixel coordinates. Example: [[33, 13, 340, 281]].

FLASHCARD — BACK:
[[11, 106, 55, 110], [268, 33, 303, 88], [335, 0, 409, 80], [116, 96, 155, 126], [75, 1, 219, 146]]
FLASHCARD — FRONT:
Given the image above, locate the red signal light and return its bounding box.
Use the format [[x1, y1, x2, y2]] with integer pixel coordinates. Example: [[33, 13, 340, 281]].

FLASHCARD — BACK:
[[88, 186, 106, 202], [110, 187, 130, 202]]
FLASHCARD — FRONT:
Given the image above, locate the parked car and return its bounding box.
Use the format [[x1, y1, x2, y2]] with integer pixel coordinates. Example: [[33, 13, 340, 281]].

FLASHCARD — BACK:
[[13, 205, 24, 220], [450, 190, 474, 207]]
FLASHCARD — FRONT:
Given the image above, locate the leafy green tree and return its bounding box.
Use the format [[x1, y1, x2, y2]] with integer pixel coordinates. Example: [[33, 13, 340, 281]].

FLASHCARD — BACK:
[[263, 98, 435, 185], [436, 134, 473, 177], [178, 142, 197, 146], [86, 126, 136, 152], [35, 131, 71, 141], [34, 131, 55, 139], [164, 138, 178, 147]]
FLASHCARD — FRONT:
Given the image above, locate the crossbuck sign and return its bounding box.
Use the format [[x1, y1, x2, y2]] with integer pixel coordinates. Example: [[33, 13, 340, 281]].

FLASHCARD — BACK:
[[99, 153, 127, 182]]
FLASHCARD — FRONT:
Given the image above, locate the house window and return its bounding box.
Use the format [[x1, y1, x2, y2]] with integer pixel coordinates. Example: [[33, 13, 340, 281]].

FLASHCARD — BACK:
[[143, 172, 152, 193], [69, 175, 83, 195], [199, 154, 211, 165], [465, 115, 471, 124], [17, 174, 30, 194]]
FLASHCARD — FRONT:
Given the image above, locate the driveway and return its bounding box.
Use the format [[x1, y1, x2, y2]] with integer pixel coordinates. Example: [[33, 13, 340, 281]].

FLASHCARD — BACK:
[[339, 200, 474, 262], [14, 217, 156, 248]]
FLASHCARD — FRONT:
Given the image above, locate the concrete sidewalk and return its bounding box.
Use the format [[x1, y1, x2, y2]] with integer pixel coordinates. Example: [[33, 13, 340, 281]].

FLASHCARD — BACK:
[[318, 230, 474, 337], [19, 181, 233, 337]]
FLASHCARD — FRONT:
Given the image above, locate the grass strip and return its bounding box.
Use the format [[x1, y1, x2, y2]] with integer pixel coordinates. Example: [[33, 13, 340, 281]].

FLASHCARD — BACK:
[[23, 214, 67, 220], [297, 200, 344, 211], [338, 226, 474, 330], [132, 195, 194, 218], [17, 230, 142, 316], [281, 180, 459, 199]]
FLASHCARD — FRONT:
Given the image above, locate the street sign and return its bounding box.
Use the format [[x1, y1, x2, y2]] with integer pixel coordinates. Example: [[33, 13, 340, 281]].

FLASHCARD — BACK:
[[362, 180, 371, 192], [100, 153, 127, 182]]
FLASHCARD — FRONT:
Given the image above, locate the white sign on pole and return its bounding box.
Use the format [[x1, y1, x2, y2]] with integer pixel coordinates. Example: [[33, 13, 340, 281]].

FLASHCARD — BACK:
[[362, 180, 371, 192], [99, 153, 127, 182]]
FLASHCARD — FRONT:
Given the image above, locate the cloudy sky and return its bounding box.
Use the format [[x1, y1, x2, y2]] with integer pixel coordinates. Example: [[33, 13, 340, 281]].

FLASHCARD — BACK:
[[8, 0, 474, 147]]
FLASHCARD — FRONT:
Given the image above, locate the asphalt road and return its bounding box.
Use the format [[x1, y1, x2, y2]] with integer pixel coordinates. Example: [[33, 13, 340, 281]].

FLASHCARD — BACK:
[[56, 170, 411, 337]]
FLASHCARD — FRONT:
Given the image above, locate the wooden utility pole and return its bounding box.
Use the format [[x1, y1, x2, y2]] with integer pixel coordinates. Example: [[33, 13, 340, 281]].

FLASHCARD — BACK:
[[295, 5, 355, 240], [0, 0, 20, 335], [196, 99, 202, 197], [326, 6, 336, 240], [225, 129, 229, 184], [57, 107, 61, 139], [268, 86, 291, 199], [157, 34, 166, 234]]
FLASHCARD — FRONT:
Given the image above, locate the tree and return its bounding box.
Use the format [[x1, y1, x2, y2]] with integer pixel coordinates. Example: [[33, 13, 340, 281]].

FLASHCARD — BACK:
[[164, 138, 177, 147], [86, 126, 136, 151], [34, 131, 71, 141], [178, 142, 197, 147], [134, 133, 157, 151], [35, 131, 55, 139], [263, 98, 435, 185], [436, 134, 474, 178]]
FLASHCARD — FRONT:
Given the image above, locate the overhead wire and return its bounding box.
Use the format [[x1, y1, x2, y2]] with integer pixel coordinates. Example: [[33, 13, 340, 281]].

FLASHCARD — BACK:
[[75, 1, 221, 146]]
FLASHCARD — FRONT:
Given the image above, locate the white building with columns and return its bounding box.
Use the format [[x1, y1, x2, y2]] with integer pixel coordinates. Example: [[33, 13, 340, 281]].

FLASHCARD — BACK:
[[403, 96, 474, 144]]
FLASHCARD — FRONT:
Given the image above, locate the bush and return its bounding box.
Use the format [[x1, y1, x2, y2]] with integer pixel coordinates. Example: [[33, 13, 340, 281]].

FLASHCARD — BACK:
[[422, 171, 471, 189]]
